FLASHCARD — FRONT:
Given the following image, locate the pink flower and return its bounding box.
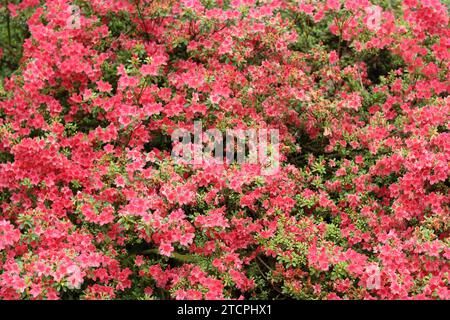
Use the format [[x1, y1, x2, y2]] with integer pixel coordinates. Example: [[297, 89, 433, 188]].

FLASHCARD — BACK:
[[329, 50, 339, 65], [115, 175, 126, 187], [195, 207, 229, 229], [144, 287, 153, 296], [96, 80, 112, 92], [140, 64, 158, 76], [0, 220, 21, 250], [326, 0, 341, 11], [66, 265, 84, 290], [143, 103, 163, 116], [365, 5, 382, 32], [30, 283, 42, 298]]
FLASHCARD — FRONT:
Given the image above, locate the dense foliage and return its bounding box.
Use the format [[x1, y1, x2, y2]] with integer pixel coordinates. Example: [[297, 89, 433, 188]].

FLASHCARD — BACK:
[[0, 0, 449, 300]]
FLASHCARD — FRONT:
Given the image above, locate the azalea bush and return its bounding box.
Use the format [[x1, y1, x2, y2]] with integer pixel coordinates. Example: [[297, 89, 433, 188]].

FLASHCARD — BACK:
[[0, 0, 449, 300]]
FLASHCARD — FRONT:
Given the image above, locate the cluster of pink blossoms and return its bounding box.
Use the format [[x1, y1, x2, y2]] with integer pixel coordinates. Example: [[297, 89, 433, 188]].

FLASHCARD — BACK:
[[0, 0, 448, 299]]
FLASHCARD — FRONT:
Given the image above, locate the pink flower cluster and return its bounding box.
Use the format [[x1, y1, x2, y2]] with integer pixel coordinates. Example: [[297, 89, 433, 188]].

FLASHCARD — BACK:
[[0, 0, 448, 300]]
